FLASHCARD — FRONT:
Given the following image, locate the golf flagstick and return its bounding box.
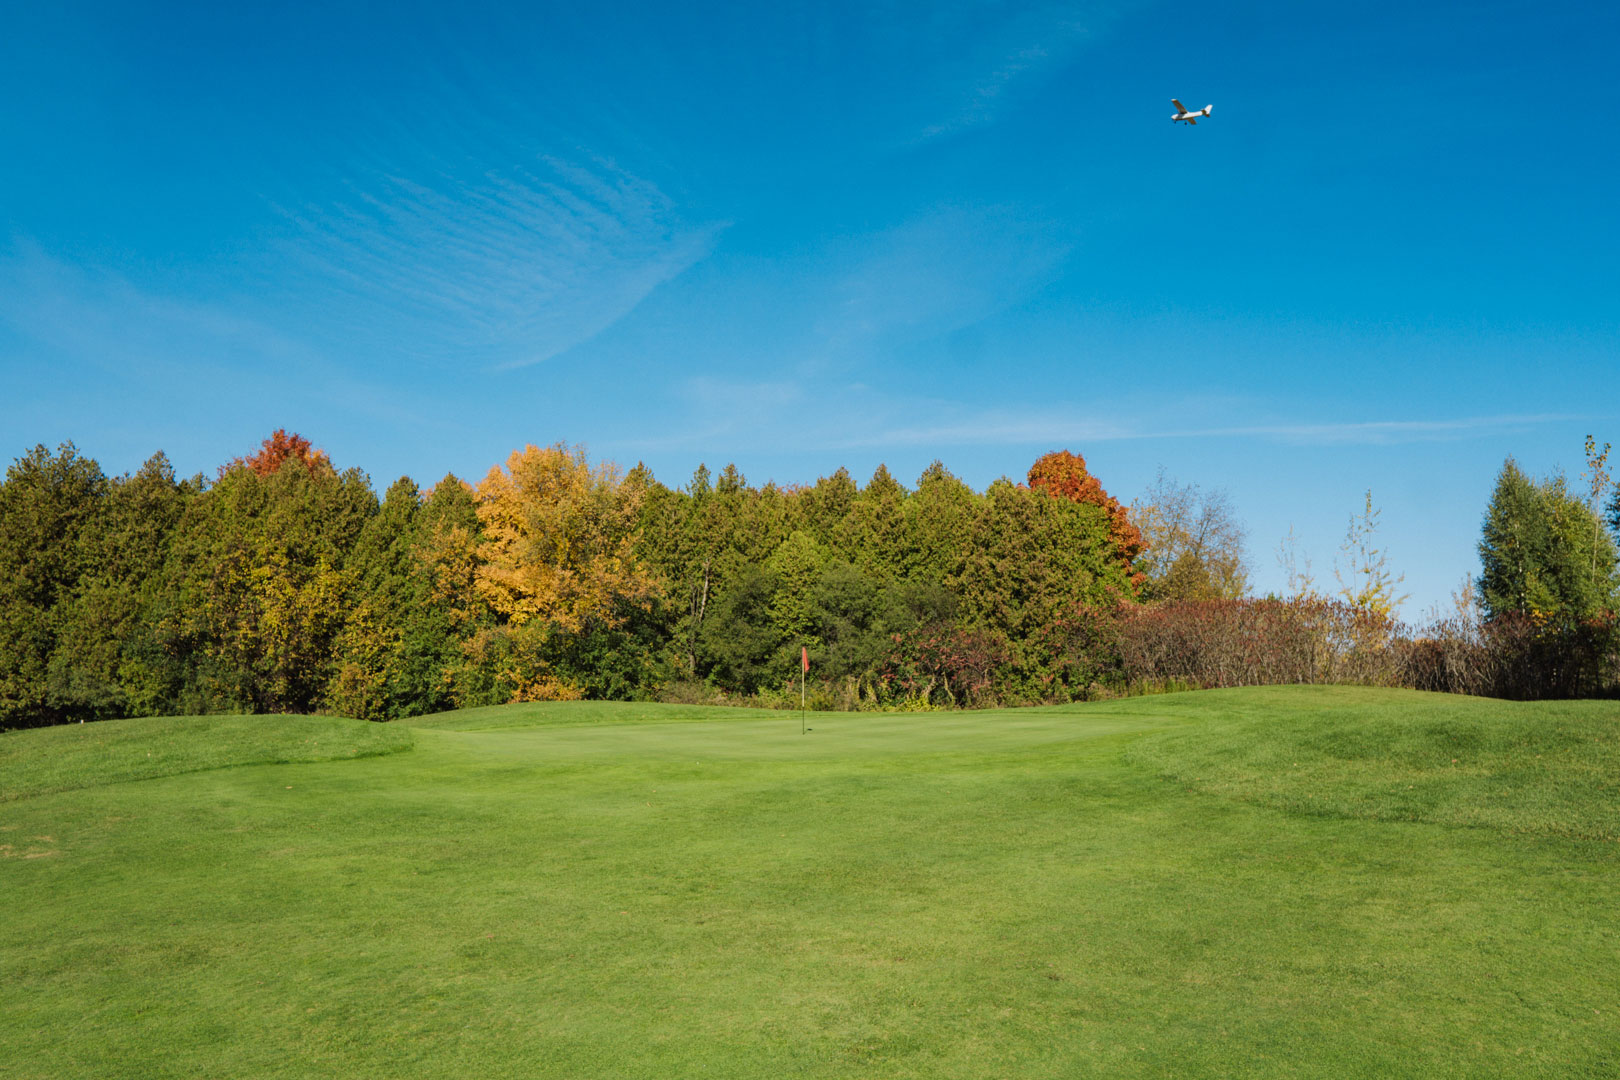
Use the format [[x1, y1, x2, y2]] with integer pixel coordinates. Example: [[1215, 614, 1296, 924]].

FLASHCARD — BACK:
[[801, 645, 808, 734]]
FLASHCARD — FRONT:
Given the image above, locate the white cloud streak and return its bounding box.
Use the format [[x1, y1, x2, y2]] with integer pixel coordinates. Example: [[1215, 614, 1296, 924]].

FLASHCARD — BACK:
[[0, 244, 315, 374], [844, 411, 1582, 450], [275, 153, 722, 370], [912, 4, 1108, 142], [623, 374, 1580, 455], [815, 204, 1074, 355], [0, 244, 422, 426]]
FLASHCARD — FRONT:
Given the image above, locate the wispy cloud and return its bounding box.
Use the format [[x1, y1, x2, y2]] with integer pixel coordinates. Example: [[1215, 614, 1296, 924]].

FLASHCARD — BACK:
[[275, 153, 722, 369], [912, 4, 1109, 142], [846, 410, 1581, 450], [816, 204, 1074, 354], [1180, 415, 1581, 446], [0, 243, 314, 374], [622, 371, 1580, 456], [0, 243, 421, 426]]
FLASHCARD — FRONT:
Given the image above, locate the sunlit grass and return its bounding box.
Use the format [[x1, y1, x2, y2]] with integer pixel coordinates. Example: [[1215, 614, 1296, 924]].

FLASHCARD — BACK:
[[2, 687, 1616, 1078], [0, 712, 410, 803]]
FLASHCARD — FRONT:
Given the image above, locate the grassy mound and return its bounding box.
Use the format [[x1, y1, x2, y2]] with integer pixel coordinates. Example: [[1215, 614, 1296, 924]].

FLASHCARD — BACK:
[[0, 713, 412, 803], [1126, 685, 1620, 840]]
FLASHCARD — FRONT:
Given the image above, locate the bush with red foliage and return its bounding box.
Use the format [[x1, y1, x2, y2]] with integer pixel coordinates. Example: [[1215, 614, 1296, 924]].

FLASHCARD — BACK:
[[1023, 604, 1125, 699], [879, 624, 1007, 707], [1111, 596, 1401, 688]]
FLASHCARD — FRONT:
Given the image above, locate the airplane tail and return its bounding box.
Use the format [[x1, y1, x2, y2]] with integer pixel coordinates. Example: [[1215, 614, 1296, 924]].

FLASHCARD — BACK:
[[1203, 104, 1213, 116]]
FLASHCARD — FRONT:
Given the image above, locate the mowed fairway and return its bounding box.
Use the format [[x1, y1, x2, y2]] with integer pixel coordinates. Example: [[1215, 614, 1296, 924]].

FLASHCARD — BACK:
[[3, 688, 1618, 1078]]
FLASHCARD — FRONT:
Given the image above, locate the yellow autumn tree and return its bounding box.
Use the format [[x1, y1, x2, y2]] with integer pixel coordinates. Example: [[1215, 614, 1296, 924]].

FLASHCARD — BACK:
[[474, 443, 656, 634]]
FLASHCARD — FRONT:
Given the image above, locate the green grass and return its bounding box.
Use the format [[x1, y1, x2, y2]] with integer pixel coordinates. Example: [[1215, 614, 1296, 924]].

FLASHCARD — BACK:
[[2, 686, 1617, 1078], [1126, 685, 1620, 841], [0, 712, 412, 803]]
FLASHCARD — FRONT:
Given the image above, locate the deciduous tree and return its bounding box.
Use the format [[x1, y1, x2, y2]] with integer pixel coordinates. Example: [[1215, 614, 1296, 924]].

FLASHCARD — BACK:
[[1132, 469, 1249, 601], [165, 448, 375, 714], [227, 429, 330, 478], [474, 443, 655, 632], [1334, 490, 1409, 618], [1027, 450, 1144, 587]]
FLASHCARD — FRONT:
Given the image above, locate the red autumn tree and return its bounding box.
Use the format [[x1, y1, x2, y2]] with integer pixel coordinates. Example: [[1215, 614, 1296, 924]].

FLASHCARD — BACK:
[[1026, 449, 1145, 587], [226, 429, 331, 478]]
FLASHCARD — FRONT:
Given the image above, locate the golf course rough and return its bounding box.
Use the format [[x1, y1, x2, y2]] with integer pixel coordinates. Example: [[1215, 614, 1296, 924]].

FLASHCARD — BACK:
[[2, 686, 1616, 1078]]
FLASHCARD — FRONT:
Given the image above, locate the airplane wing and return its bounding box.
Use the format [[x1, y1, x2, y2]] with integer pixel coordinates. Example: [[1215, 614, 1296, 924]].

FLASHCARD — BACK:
[[1171, 98, 1187, 113], [1186, 117, 1197, 125]]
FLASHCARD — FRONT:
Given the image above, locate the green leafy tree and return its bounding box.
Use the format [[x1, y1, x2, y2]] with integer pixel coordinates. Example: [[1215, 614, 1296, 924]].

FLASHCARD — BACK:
[[840, 465, 911, 576], [164, 450, 377, 714], [332, 476, 431, 719], [798, 467, 858, 553], [814, 567, 953, 686], [1607, 482, 1620, 549], [0, 430, 1204, 717], [634, 467, 710, 677], [699, 565, 784, 694], [1479, 458, 1618, 625], [956, 479, 1135, 694]]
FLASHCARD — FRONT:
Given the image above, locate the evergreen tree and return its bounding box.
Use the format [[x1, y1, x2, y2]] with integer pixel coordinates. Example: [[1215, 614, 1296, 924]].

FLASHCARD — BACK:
[[1479, 458, 1619, 624], [842, 464, 911, 577], [765, 530, 823, 648], [0, 433, 1190, 720], [906, 461, 977, 586], [1608, 482, 1620, 547], [956, 479, 1133, 694], [798, 467, 857, 553], [0, 443, 109, 727], [51, 453, 191, 720]]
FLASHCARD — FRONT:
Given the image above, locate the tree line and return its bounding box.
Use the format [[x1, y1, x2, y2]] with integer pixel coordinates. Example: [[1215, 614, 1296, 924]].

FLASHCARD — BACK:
[[0, 435, 1151, 726], [1, 431, 1615, 730]]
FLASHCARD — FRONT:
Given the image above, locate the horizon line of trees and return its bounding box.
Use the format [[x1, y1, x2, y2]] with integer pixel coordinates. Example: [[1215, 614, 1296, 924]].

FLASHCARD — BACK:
[[2, 432, 1615, 730]]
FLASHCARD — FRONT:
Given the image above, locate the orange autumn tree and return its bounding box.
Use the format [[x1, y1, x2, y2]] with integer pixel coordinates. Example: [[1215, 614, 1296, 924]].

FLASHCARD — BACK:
[[474, 442, 656, 658], [1026, 449, 1146, 589], [226, 429, 331, 478]]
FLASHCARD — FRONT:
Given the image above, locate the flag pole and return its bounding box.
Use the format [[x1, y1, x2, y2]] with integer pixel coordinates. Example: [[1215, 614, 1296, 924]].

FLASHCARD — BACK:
[[801, 645, 807, 735]]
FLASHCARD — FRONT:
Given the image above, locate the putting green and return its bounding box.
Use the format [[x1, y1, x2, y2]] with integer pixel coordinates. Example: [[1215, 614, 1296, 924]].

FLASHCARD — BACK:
[[2, 687, 1616, 1078]]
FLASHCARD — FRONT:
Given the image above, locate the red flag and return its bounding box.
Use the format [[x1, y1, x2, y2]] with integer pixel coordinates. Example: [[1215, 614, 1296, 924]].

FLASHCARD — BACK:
[[801, 646, 809, 673]]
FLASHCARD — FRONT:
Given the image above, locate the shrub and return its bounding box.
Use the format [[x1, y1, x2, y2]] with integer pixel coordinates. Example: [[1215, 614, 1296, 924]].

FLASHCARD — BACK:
[[1114, 597, 1399, 689], [1399, 610, 1619, 699], [878, 625, 1007, 707]]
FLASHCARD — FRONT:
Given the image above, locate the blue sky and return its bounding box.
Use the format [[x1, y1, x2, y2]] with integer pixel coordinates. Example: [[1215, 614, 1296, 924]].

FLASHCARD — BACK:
[[3, 0, 1617, 616]]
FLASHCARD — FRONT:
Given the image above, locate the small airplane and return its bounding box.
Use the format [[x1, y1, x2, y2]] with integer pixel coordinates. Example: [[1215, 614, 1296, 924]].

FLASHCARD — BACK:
[[1171, 98, 1213, 125]]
